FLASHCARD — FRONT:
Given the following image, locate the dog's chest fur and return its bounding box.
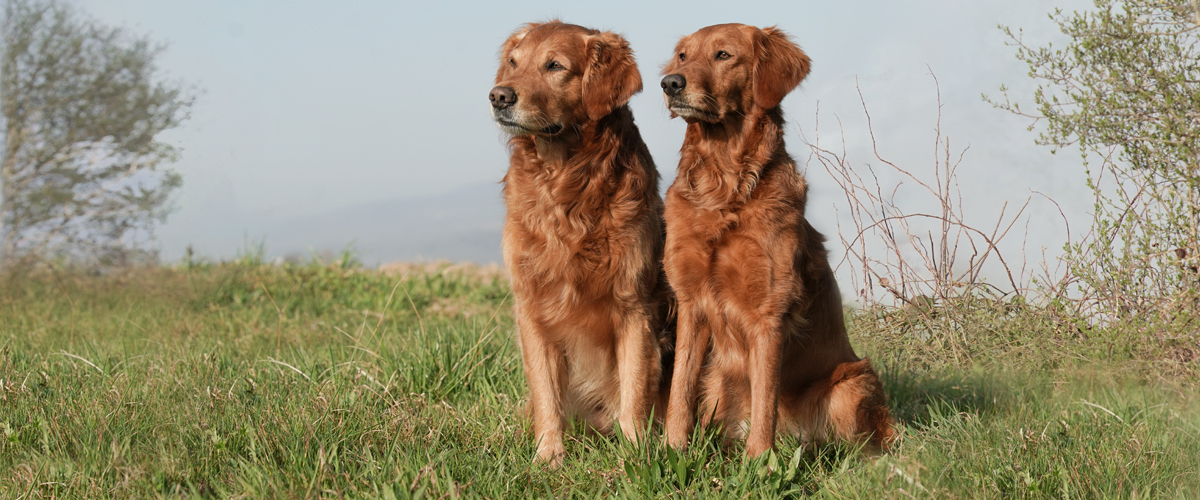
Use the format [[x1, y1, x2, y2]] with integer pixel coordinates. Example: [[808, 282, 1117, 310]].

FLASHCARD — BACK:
[[501, 136, 658, 331], [664, 144, 809, 336]]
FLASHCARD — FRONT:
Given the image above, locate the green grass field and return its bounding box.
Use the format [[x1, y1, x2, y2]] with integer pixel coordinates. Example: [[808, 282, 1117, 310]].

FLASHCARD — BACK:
[[2, 261, 1198, 498]]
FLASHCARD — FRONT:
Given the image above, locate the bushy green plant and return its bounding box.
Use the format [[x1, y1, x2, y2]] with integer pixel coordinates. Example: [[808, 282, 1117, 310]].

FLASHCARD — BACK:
[[990, 0, 1200, 321]]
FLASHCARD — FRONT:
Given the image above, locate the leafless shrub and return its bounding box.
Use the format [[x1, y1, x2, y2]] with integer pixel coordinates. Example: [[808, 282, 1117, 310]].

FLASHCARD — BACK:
[[804, 75, 1053, 310], [799, 74, 1090, 360]]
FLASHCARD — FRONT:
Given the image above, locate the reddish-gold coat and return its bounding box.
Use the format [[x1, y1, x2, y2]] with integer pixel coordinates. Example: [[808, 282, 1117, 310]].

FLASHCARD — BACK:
[[660, 23, 895, 457], [490, 21, 669, 467]]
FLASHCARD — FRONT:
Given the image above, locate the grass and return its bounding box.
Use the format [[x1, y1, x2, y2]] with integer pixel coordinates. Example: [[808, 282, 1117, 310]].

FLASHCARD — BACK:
[[1, 261, 1198, 498]]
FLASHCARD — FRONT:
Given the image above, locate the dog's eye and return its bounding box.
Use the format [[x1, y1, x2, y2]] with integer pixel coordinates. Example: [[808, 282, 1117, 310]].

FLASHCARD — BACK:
[[715, 51, 731, 61], [678, 53, 686, 62], [509, 57, 516, 68], [545, 60, 564, 71]]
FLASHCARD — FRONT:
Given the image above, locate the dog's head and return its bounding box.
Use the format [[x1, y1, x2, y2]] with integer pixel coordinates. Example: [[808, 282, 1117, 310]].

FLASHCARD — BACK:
[[660, 24, 810, 123], [489, 21, 642, 137]]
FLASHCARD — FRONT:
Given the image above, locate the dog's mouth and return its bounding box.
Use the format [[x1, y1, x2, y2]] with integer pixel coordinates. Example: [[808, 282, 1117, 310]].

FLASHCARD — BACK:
[[494, 118, 529, 132], [494, 117, 565, 137], [667, 100, 719, 122]]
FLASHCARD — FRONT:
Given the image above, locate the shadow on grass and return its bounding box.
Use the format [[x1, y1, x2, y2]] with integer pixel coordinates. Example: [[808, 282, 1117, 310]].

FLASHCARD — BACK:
[[881, 365, 1011, 428]]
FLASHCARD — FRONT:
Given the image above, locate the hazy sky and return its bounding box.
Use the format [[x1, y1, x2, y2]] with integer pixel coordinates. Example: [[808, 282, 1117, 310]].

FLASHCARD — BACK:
[[76, 0, 1096, 278]]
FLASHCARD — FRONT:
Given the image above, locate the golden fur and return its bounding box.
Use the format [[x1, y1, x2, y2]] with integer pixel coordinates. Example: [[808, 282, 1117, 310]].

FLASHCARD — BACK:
[[659, 23, 895, 457], [489, 21, 669, 467]]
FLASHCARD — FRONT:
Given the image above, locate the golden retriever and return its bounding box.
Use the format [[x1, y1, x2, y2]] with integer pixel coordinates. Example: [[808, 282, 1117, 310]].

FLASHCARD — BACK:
[[658, 23, 895, 457], [489, 21, 669, 467]]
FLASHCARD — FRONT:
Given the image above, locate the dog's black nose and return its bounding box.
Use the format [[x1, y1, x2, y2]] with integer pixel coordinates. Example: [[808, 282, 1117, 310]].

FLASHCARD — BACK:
[[661, 74, 686, 97], [489, 86, 517, 109]]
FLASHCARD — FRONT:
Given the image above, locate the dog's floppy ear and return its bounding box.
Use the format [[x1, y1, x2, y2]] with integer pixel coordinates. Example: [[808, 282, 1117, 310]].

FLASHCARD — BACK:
[[752, 26, 811, 110], [583, 31, 643, 121]]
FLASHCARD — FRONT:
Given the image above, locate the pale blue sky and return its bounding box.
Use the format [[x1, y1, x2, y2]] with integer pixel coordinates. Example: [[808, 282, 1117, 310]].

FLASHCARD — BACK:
[[77, 0, 1095, 273]]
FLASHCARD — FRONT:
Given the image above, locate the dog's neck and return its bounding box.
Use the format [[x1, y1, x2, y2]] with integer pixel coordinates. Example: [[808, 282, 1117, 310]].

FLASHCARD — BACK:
[[505, 105, 648, 247], [533, 132, 580, 166], [672, 106, 791, 208], [680, 106, 785, 183], [520, 105, 632, 172], [686, 107, 785, 168]]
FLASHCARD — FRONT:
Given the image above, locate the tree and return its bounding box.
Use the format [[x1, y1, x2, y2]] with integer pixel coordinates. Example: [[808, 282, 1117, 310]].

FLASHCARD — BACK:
[[990, 0, 1200, 319], [1, 0, 192, 268]]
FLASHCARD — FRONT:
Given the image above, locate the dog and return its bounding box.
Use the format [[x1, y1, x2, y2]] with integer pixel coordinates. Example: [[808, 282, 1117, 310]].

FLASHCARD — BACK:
[[658, 23, 895, 457], [489, 21, 669, 467]]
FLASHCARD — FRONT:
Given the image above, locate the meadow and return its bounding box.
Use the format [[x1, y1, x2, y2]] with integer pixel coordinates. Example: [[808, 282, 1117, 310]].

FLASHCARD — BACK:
[[1, 258, 1198, 499]]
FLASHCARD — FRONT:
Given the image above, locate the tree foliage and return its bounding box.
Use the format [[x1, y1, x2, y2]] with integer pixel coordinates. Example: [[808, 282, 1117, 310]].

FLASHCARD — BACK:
[[1, 0, 192, 268], [991, 0, 1200, 319]]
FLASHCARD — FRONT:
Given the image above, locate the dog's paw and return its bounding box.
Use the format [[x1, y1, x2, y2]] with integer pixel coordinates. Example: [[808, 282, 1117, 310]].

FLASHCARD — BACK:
[[618, 416, 645, 445], [535, 442, 565, 469], [745, 440, 773, 458], [665, 431, 690, 451]]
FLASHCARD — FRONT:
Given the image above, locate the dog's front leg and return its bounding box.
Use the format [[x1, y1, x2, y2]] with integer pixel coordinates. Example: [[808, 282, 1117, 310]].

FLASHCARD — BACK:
[[616, 306, 657, 443], [516, 310, 567, 467], [745, 319, 783, 457], [666, 303, 711, 450]]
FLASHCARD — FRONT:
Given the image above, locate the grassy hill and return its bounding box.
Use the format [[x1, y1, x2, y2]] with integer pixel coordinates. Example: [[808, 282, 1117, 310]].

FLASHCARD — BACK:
[[1, 261, 1197, 498]]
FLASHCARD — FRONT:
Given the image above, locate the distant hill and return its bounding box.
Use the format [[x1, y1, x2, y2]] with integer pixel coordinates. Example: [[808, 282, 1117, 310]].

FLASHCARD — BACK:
[[266, 182, 505, 265]]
